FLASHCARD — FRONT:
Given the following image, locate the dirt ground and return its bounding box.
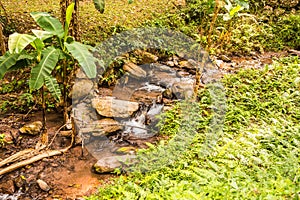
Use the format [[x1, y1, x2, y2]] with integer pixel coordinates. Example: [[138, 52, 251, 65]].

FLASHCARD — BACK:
[[0, 112, 116, 200]]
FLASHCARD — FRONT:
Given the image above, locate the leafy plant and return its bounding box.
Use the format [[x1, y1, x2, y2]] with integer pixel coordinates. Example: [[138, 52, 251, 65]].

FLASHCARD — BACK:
[[0, 3, 97, 143]]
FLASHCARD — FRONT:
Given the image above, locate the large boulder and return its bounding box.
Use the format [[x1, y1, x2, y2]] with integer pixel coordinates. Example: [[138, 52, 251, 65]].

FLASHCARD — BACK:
[[80, 118, 123, 137], [92, 96, 139, 118]]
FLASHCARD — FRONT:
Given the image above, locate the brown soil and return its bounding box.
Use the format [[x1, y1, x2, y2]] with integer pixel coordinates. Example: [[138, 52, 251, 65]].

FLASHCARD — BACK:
[[0, 112, 116, 200]]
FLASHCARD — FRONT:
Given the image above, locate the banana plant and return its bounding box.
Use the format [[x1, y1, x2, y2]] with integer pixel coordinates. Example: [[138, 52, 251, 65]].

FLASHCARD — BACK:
[[0, 3, 97, 142]]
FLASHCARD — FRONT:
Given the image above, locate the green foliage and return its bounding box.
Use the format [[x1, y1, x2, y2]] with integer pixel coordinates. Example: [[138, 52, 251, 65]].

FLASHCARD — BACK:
[[88, 57, 300, 199], [0, 3, 97, 102], [144, 0, 300, 54], [93, 0, 105, 14], [0, 134, 5, 147]]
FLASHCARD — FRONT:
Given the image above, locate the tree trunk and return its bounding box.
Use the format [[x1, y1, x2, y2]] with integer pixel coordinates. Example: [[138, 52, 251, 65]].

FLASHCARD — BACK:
[[60, 0, 80, 41], [0, 23, 6, 55]]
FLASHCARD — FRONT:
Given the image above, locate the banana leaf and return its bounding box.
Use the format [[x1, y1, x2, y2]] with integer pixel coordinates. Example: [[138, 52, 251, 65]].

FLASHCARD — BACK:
[[29, 46, 60, 90], [65, 41, 97, 78]]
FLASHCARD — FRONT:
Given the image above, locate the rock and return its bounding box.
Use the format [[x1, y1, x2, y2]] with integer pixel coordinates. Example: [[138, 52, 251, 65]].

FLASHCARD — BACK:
[[81, 118, 122, 136], [0, 180, 15, 194], [92, 97, 139, 118], [37, 179, 50, 192], [19, 121, 43, 135], [133, 50, 158, 64], [123, 62, 147, 78], [71, 79, 94, 100], [166, 61, 175, 67], [93, 155, 136, 173], [171, 80, 194, 99], [73, 102, 99, 125], [179, 60, 193, 69], [179, 59, 201, 70], [151, 63, 174, 73], [201, 69, 223, 84], [219, 55, 231, 62]]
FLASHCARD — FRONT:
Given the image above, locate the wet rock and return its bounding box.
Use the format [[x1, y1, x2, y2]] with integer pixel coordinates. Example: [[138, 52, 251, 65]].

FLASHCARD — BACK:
[[81, 118, 122, 136], [92, 96, 139, 118], [37, 179, 50, 192], [71, 79, 94, 100], [133, 50, 158, 64], [19, 121, 43, 135], [0, 180, 15, 194], [93, 155, 136, 173], [123, 62, 147, 78]]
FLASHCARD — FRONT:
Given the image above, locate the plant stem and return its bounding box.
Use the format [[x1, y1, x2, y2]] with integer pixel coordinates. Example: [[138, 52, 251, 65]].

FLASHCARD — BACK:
[[207, 0, 221, 49], [41, 85, 48, 145], [62, 59, 68, 127]]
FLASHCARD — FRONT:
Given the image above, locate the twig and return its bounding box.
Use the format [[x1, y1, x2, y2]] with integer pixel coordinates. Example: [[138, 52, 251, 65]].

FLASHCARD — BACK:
[[47, 124, 68, 148]]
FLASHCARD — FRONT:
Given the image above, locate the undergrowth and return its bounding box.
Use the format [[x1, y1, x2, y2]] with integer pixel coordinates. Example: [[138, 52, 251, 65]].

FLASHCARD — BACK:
[[87, 56, 300, 199]]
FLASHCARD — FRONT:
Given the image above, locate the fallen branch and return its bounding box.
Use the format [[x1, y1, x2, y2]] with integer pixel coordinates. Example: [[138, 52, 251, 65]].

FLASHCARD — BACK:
[[0, 149, 35, 168], [0, 146, 70, 176]]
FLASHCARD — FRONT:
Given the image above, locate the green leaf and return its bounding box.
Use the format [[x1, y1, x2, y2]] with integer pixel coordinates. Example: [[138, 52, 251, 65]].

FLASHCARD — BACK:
[[93, 0, 105, 14], [30, 12, 64, 39], [31, 29, 53, 41], [65, 41, 97, 78], [64, 2, 75, 40], [0, 52, 20, 79], [29, 46, 60, 90], [45, 76, 61, 101], [8, 33, 36, 54], [31, 38, 45, 53], [128, 0, 133, 4]]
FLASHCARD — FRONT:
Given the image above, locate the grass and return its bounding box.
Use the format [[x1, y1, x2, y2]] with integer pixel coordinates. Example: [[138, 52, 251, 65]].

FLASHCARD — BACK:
[[2, 0, 176, 44], [87, 56, 300, 199]]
